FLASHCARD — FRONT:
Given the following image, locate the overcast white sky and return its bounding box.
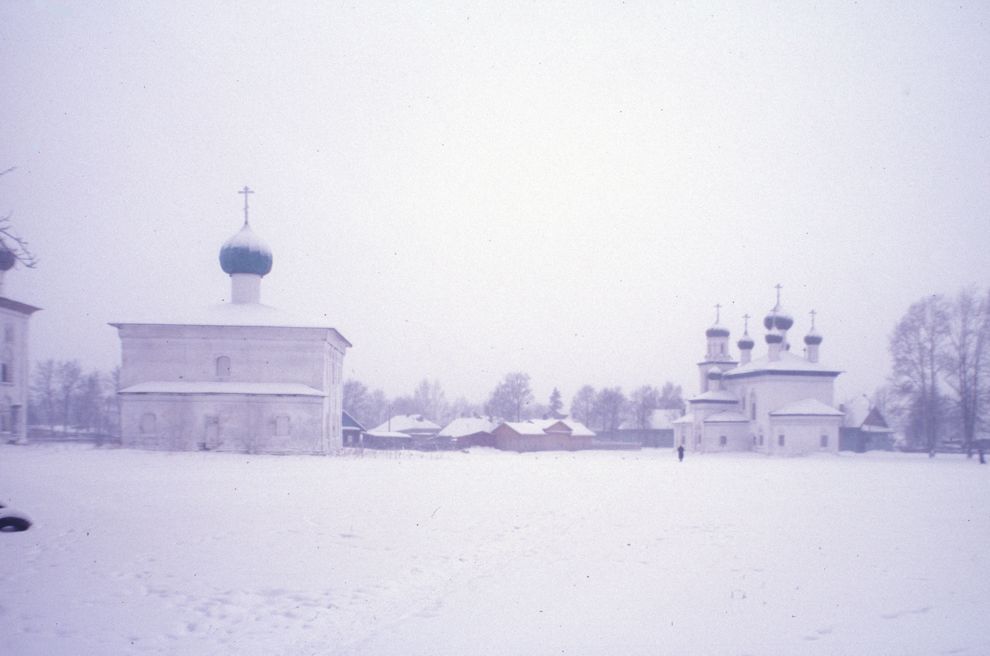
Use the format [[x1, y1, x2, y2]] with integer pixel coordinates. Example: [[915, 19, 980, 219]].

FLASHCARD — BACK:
[[2, 1, 988, 407]]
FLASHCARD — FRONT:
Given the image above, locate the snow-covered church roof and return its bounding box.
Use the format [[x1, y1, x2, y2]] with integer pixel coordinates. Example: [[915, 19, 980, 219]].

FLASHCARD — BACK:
[[723, 350, 840, 379], [688, 390, 738, 404], [111, 302, 352, 345], [769, 398, 844, 417], [704, 411, 749, 423]]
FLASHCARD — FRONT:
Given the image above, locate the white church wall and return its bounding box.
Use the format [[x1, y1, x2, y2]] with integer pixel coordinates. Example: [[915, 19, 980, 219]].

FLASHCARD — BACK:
[[118, 325, 332, 391], [724, 375, 835, 442], [767, 418, 840, 456], [121, 394, 329, 454], [0, 307, 31, 443], [701, 422, 750, 452]]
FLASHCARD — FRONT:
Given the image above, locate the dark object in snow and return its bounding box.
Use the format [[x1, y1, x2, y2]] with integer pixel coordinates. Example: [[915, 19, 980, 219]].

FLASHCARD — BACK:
[[677, 445, 685, 462], [0, 509, 31, 532]]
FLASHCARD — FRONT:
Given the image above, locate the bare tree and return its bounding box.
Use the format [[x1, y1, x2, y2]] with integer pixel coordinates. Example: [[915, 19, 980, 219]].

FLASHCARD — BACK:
[[74, 371, 105, 434], [485, 372, 534, 422], [570, 385, 596, 426], [411, 379, 447, 421], [628, 385, 660, 430], [941, 287, 990, 456], [446, 396, 483, 423], [0, 167, 38, 268], [30, 359, 58, 435], [366, 388, 390, 427], [56, 361, 83, 435], [593, 387, 626, 431], [658, 381, 685, 412], [889, 295, 950, 454]]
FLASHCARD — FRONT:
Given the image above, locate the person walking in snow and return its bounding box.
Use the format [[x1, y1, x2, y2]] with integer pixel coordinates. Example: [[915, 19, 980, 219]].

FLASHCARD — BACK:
[[677, 445, 685, 462]]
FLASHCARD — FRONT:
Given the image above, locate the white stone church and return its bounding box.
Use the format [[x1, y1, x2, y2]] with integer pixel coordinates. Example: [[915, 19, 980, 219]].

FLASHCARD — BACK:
[[112, 189, 350, 454], [674, 289, 843, 455]]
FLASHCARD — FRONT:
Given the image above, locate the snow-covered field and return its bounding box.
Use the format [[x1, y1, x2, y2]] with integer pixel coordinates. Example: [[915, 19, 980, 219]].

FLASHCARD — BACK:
[[1, 444, 987, 655]]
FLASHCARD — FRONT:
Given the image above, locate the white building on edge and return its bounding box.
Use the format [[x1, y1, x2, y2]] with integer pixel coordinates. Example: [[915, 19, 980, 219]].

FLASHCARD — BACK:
[[111, 188, 350, 454], [674, 288, 843, 456], [0, 248, 39, 444]]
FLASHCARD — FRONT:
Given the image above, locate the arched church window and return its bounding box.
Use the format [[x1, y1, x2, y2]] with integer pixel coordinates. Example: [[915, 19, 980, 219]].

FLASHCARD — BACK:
[[820, 434, 829, 448], [750, 392, 757, 420], [778, 434, 786, 447], [719, 435, 727, 447], [216, 356, 231, 378], [140, 413, 157, 434]]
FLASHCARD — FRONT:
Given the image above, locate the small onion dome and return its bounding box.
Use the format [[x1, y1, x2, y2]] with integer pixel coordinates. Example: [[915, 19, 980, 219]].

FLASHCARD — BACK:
[[707, 368, 723, 380], [705, 323, 730, 338], [219, 223, 273, 276], [0, 243, 15, 271], [765, 328, 784, 344], [737, 333, 755, 350], [804, 328, 823, 346], [763, 305, 794, 331]]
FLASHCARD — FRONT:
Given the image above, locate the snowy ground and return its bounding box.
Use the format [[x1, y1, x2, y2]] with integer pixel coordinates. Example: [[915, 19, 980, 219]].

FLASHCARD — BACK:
[[0, 444, 987, 655]]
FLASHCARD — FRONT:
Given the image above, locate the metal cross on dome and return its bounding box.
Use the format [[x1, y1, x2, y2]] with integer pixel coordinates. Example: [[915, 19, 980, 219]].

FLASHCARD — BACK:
[[742, 313, 751, 333], [714, 303, 722, 323], [809, 309, 817, 329], [238, 186, 254, 225], [774, 283, 783, 305]]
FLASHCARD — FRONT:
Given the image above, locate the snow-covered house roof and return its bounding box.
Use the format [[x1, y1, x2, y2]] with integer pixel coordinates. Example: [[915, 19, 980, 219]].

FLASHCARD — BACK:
[[671, 412, 694, 425], [769, 398, 844, 417], [342, 411, 365, 431], [370, 415, 441, 435], [723, 350, 840, 379], [438, 417, 495, 438], [118, 381, 325, 396], [496, 418, 595, 437]]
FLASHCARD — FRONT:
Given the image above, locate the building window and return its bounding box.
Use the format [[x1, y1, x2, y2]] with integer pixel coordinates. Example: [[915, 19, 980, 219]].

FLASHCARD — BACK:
[[275, 415, 290, 437], [1, 347, 12, 383], [750, 393, 757, 420], [758, 433, 764, 446], [778, 434, 786, 447], [820, 434, 829, 448], [3, 324, 13, 343], [140, 413, 157, 434], [216, 356, 231, 378], [719, 435, 727, 447]]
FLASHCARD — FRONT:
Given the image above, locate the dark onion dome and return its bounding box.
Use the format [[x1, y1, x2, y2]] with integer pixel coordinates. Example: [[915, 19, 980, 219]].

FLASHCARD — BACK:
[[763, 305, 794, 331], [219, 223, 273, 276], [737, 333, 755, 350], [707, 367, 723, 380], [0, 243, 15, 271], [804, 328, 823, 346], [765, 328, 784, 344], [705, 323, 730, 338]]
